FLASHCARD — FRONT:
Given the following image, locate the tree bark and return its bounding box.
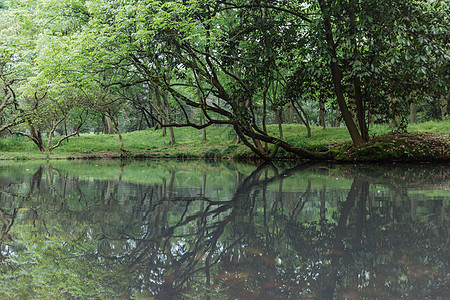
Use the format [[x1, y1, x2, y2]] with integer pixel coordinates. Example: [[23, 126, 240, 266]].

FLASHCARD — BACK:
[[262, 82, 269, 134], [110, 114, 125, 151], [287, 102, 294, 123], [31, 125, 45, 152], [292, 100, 311, 137], [162, 91, 175, 144], [168, 126, 175, 144], [319, 101, 326, 129], [142, 110, 153, 129], [354, 76, 369, 141], [102, 115, 114, 134], [200, 115, 207, 141], [155, 86, 175, 143], [276, 110, 283, 139], [389, 96, 400, 127], [347, 2, 369, 141], [318, 0, 364, 145], [446, 97, 450, 116]]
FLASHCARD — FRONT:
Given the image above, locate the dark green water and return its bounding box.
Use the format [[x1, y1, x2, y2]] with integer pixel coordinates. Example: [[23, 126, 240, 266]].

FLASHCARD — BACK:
[[0, 160, 448, 299]]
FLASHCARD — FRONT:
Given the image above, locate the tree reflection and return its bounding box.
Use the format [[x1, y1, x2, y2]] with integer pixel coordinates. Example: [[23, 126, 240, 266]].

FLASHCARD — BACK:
[[0, 162, 448, 299]]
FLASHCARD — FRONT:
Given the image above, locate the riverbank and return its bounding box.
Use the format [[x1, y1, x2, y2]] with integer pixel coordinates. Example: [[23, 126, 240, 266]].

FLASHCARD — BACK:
[[0, 121, 448, 162]]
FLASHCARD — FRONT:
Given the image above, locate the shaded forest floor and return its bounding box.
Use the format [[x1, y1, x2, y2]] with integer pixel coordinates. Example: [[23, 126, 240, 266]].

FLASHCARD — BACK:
[[0, 120, 449, 162], [335, 133, 449, 162]]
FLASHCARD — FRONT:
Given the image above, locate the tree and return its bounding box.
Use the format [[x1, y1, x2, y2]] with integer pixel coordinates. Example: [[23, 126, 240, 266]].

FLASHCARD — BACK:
[[0, 6, 28, 133], [69, 0, 328, 159], [0, 0, 93, 150], [316, 0, 448, 138], [2, 0, 448, 157], [10, 88, 89, 151], [0, 56, 24, 133]]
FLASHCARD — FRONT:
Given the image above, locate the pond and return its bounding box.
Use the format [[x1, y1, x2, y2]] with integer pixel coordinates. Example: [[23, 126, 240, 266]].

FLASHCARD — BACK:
[[0, 160, 448, 299]]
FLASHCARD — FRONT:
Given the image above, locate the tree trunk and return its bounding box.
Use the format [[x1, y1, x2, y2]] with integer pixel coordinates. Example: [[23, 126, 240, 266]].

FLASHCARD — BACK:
[[168, 127, 175, 144], [154, 86, 167, 136], [110, 116, 125, 151], [440, 96, 447, 117], [262, 81, 269, 151], [348, 2, 369, 141], [389, 96, 401, 127], [237, 123, 325, 159], [446, 97, 450, 116], [262, 84, 268, 133], [31, 126, 45, 152], [161, 88, 175, 144], [292, 101, 311, 137], [354, 77, 369, 141], [287, 102, 294, 124], [334, 111, 341, 127], [319, 101, 326, 129], [142, 109, 153, 129], [330, 59, 364, 143], [276, 110, 283, 139], [116, 127, 125, 151], [102, 115, 114, 134], [253, 137, 266, 155], [318, 0, 364, 145], [233, 132, 241, 144], [201, 116, 207, 141]]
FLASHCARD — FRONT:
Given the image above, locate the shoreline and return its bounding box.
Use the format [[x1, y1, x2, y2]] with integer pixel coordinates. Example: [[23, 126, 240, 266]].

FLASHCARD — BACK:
[[1, 132, 448, 163]]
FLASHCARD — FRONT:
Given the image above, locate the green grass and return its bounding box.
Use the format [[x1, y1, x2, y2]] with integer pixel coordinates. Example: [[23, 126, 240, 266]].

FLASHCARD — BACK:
[[408, 119, 450, 133], [55, 127, 237, 152], [0, 119, 448, 160]]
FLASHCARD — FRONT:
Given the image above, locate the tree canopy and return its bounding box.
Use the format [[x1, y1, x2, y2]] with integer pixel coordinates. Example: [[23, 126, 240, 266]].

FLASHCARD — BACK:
[[0, 0, 448, 156]]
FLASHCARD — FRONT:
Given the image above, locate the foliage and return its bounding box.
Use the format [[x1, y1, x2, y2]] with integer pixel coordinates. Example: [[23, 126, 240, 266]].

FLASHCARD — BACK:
[[0, 0, 448, 157]]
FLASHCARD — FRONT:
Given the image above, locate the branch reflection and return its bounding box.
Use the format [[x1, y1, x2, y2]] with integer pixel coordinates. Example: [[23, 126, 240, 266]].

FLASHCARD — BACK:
[[0, 162, 447, 299]]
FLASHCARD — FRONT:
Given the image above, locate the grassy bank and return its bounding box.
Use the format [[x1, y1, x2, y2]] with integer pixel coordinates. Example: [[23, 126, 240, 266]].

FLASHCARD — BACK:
[[0, 120, 448, 161]]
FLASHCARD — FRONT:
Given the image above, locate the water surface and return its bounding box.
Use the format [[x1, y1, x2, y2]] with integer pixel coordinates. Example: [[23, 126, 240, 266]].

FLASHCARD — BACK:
[[0, 160, 448, 299]]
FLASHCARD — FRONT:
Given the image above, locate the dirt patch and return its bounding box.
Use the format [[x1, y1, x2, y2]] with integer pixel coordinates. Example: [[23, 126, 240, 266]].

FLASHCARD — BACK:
[[339, 133, 449, 162]]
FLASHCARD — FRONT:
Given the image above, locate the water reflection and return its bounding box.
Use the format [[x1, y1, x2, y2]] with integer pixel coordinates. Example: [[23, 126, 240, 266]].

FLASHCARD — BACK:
[[0, 161, 448, 299]]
